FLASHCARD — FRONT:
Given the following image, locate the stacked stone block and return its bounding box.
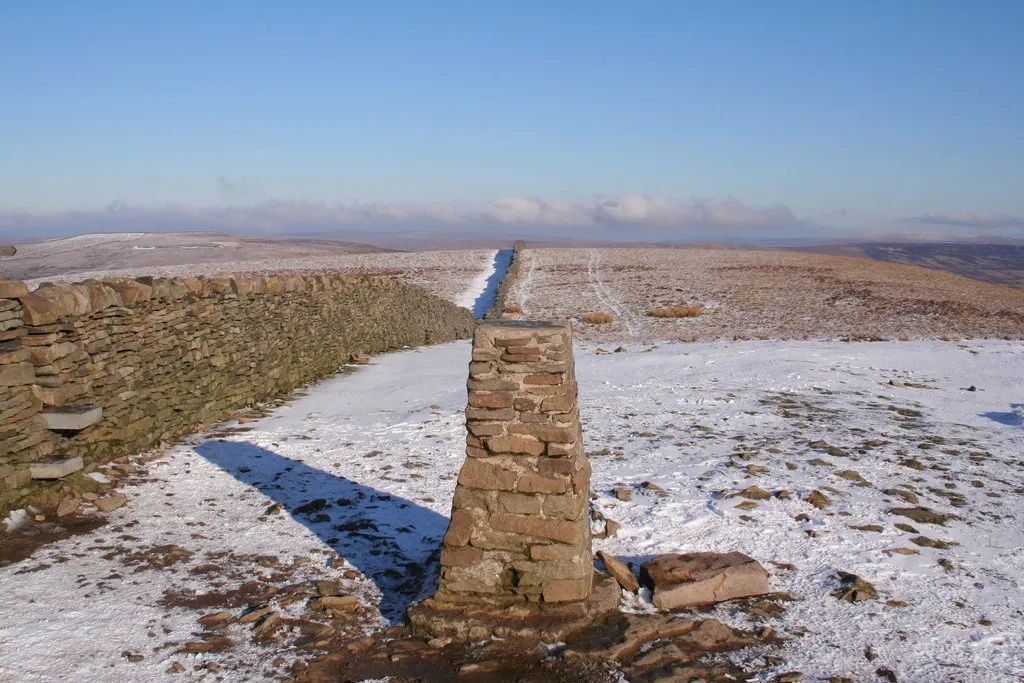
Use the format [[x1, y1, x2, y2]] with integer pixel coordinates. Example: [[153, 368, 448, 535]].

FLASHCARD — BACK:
[[0, 272, 475, 512], [436, 320, 593, 609]]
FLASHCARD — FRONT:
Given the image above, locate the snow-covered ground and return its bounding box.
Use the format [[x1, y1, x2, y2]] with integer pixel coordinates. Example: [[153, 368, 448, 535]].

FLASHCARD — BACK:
[[2, 339, 1022, 682]]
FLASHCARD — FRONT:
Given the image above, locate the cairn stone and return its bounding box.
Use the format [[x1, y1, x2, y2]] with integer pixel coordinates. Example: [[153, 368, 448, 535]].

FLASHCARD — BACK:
[[411, 320, 604, 640]]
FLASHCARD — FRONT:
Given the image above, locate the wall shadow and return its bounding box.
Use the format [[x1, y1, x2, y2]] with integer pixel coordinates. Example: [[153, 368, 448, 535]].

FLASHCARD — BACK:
[[194, 440, 449, 622], [979, 411, 1023, 426]]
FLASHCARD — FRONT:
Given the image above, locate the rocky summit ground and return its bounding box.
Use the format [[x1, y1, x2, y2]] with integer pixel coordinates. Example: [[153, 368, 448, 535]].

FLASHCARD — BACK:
[[507, 247, 1024, 341], [1, 337, 1022, 682]]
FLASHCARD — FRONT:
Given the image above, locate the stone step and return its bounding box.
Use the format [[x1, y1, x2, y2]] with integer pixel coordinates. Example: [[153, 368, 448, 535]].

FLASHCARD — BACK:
[[30, 455, 84, 480], [40, 405, 102, 431]]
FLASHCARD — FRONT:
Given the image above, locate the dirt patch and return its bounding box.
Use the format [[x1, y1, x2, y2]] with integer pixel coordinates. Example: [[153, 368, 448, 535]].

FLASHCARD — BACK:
[[0, 514, 107, 568]]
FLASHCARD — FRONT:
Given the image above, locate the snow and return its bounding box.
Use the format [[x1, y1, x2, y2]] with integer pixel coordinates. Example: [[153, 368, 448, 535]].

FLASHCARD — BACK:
[[454, 248, 498, 313], [1, 339, 1022, 681]]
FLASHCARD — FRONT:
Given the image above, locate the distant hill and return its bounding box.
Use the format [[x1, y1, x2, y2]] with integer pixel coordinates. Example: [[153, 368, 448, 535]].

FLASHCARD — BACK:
[[0, 232, 391, 281], [790, 241, 1024, 290]]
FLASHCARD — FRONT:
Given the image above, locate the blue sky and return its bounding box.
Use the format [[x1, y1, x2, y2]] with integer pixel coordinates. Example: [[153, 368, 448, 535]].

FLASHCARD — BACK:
[[1, 1, 1022, 238]]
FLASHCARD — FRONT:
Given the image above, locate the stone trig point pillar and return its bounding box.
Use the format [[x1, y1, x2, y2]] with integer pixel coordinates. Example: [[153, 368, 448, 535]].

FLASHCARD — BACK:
[[409, 320, 599, 640]]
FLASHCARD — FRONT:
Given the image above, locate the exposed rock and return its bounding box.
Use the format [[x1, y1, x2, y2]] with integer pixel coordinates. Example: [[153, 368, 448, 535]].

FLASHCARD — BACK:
[[597, 551, 639, 593], [94, 493, 127, 512], [890, 507, 952, 526], [612, 486, 632, 501], [737, 485, 771, 500], [835, 469, 870, 485], [0, 245, 16, 257], [909, 536, 955, 549], [834, 572, 878, 603], [312, 595, 360, 613], [804, 490, 831, 509], [884, 488, 920, 504], [640, 552, 769, 610], [55, 495, 79, 517]]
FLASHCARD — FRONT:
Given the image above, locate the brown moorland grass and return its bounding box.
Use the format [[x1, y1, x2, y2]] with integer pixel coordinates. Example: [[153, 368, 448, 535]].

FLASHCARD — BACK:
[[580, 312, 615, 324], [648, 305, 703, 318], [513, 247, 1024, 341]]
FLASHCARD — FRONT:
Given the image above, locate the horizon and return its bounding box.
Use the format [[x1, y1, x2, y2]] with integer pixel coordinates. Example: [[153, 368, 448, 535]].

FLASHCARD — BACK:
[[2, 1, 1022, 240]]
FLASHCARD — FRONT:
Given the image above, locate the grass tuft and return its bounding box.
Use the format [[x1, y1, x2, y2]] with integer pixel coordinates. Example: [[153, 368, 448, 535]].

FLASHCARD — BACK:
[[647, 305, 703, 318]]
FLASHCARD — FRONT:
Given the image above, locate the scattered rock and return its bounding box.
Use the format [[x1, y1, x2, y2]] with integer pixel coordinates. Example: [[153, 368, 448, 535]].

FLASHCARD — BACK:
[[737, 485, 772, 500], [909, 536, 955, 549], [312, 595, 360, 613], [776, 673, 804, 682], [640, 552, 770, 610], [807, 458, 832, 467], [805, 490, 831, 509], [833, 572, 878, 603], [851, 524, 884, 532], [835, 470, 870, 485], [884, 488, 919, 504], [890, 507, 952, 526], [894, 523, 918, 533], [197, 611, 233, 628], [253, 611, 282, 639], [177, 637, 233, 653], [598, 551, 640, 593], [876, 667, 898, 682], [612, 486, 632, 501], [237, 606, 273, 624], [885, 547, 920, 556], [735, 501, 759, 510], [95, 493, 127, 512], [56, 496, 79, 517]]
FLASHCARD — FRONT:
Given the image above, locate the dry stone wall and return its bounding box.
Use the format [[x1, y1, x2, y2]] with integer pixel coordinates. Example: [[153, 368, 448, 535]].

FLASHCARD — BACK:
[[0, 272, 474, 512], [434, 321, 593, 610]]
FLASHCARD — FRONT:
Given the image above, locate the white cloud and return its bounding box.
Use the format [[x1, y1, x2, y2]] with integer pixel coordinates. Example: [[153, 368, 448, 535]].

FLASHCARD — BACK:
[[0, 194, 810, 236]]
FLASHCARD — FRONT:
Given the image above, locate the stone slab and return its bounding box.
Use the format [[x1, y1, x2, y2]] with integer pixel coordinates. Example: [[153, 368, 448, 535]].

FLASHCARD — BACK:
[[30, 456, 84, 480], [598, 550, 640, 593], [40, 405, 103, 431], [640, 551, 769, 610]]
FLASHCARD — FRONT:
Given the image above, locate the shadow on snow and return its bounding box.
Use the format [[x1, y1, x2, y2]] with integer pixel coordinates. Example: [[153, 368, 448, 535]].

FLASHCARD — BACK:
[[471, 248, 514, 318], [979, 410, 1023, 427], [194, 440, 448, 623]]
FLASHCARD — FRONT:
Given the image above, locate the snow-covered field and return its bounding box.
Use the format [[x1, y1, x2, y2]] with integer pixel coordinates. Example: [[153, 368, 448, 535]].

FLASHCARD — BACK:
[[2, 337, 1022, 681]]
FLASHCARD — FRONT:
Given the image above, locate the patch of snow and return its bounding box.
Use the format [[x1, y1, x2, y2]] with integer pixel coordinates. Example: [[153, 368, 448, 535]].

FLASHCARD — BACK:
[[2, 509, 27, 532], [454, 249, 499, 311]]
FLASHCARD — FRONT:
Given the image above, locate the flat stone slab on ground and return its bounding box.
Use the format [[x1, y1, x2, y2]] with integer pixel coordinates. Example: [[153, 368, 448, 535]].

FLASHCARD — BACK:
[[29, 456, 84, 480], [640, 551, 769, 610]]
